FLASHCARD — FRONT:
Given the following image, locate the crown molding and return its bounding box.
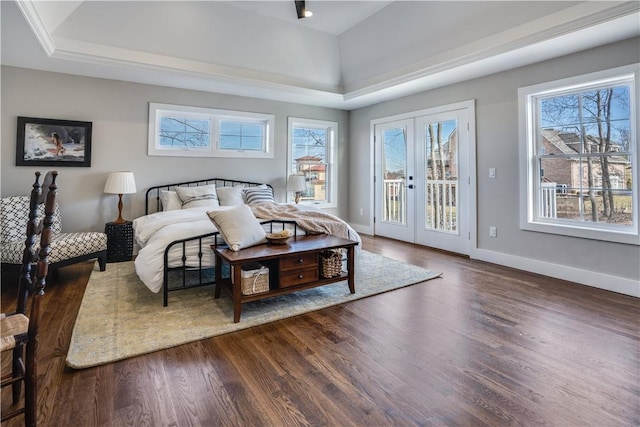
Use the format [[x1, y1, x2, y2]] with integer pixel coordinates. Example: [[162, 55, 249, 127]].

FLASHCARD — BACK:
[[344, 2, 640, 100], [15, 0, 56, 56], [13, 1, 640, 110], [52, 36, 345, 96]]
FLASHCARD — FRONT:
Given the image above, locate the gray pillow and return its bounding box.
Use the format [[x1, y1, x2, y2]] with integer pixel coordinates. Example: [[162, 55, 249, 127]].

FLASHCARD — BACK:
[[217, 186, 246, 206], [175, 184, 219, 209], [243, 186, 274, 205], [160, 190, 182, 211], [207, 205, 266, 251]]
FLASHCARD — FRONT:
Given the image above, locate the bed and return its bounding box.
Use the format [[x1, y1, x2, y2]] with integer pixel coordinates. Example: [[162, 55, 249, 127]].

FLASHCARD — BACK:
[[134, 178, 360, 305]]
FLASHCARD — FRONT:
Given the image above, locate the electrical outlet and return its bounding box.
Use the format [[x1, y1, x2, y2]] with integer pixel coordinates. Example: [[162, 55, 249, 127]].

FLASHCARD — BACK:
[[359, 208, 364, 216], [489, 226, 497, 237]]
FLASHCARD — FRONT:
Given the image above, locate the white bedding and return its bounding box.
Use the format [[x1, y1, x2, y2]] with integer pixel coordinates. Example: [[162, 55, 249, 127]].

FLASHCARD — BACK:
[[132, 204, 360, 293]]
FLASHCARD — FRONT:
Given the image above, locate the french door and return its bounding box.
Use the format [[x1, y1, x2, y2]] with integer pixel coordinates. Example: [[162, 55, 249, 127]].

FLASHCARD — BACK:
[[374, 103, 473, 255], [373, 119, 415, 242]]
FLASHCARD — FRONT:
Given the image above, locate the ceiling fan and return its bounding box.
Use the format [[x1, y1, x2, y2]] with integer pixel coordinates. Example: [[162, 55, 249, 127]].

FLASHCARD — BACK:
[[295, 0, 313, 19]]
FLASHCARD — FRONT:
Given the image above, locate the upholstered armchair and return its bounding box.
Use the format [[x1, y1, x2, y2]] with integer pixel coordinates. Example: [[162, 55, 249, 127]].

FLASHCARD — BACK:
[[0, 195, 107, 272]]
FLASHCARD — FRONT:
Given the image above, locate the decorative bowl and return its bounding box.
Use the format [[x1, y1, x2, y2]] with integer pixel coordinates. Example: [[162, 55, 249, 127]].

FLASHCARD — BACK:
[[265, 233, 292, 244]]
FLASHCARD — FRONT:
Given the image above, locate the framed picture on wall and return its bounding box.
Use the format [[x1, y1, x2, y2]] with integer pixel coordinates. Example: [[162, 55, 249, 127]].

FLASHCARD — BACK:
[[16, 116, 92, 167]]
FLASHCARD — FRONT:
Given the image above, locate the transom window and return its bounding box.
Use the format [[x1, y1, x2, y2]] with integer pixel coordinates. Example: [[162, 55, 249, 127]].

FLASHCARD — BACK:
[[159, 116, 210, 149], [519, 64, 639, 245], [219, 120, 265, 151], [287, 118, 338, 208], [148, 103, 274, 158]]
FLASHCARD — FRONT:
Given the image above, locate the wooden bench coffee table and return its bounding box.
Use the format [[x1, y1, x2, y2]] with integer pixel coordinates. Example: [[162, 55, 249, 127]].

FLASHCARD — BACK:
[[213, 234, 358, 322]]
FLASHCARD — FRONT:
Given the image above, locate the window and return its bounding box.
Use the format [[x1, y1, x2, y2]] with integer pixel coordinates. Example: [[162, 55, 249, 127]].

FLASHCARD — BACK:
[[288, 117, 338, 208], [519, 64, 639, 245], [148, 103, 274, 158], [159, 116, 210, 150], [219, 120, 263, 151]]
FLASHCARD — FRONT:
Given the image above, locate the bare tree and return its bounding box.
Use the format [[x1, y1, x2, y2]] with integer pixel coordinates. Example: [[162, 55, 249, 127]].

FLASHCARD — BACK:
[[296, 129, 325, 148], [585, 141, 599, 221], [583, 89, 614, 218], [160, 118, 209, 147], [541, 86, 629, 222], [428, 123, 446, 229], [382, 129, 406, 179]]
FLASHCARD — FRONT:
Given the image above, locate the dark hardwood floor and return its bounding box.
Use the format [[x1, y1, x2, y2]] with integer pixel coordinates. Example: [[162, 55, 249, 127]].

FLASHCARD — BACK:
[[2, 235, 639, 426]]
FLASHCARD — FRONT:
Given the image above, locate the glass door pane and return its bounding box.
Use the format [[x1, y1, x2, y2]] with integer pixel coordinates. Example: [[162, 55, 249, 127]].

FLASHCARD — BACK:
[[424, 119, 458, 233], [382, 127, 407, 225], [374, 119, 415, 243]]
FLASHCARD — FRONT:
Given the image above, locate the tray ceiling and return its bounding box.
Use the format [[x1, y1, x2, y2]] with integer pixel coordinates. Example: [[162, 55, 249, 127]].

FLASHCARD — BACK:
[[2, 1, 639, 109]]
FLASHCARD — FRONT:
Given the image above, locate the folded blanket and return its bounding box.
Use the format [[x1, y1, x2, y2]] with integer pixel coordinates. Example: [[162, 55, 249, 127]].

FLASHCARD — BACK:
[[250, 202, 350, 240], [132, 205, 231, 247]]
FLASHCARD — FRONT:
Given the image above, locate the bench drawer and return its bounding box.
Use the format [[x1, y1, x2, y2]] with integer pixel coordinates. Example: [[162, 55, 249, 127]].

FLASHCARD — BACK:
[[280, 253, 318, 271], [279, 267, 319, 288]]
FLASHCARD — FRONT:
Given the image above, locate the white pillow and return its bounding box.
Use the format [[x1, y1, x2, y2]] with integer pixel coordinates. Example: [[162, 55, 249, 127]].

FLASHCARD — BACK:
[[160, 190, 182, 211], [207, 205, 266, 251], [243, 186, 275, 205], [175, 184, 220, 209], [216, 186, 246, 206]]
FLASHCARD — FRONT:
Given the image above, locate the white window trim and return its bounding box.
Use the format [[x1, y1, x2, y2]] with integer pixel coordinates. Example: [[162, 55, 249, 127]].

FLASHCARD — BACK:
[[518, 64, 640, 245], [287, 117, 338, 209], [148, 103, 274, 158]]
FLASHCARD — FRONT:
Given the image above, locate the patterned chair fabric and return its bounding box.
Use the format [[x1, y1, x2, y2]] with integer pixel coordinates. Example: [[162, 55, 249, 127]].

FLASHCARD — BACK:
[[1, 196, 62, 242], [1, 196, 107, 271]]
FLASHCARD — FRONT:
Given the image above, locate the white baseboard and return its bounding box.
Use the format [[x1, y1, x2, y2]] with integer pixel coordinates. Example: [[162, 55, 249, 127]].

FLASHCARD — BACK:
[[350, 223, 372, 236], [349, 227, 638, 297], [472, 248, 640, 298]]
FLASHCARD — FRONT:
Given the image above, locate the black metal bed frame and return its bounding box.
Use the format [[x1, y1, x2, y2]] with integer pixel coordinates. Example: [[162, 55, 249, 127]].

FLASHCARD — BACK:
[[145, 177, 271, 215], [144, 178, 298, 306]]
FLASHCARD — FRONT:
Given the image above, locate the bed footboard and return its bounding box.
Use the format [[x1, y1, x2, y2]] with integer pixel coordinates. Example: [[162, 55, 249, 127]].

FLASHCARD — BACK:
[[162, 231, 222, 307], [162, 220, 300, 306]]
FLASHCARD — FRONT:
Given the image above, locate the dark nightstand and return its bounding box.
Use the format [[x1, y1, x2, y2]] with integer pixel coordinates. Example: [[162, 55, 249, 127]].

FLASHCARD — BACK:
[[105, 221, 133, 262]]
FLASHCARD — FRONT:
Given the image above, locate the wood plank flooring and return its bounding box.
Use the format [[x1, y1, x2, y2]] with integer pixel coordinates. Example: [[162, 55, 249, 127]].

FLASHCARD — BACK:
[[2, 235, 639, 426]]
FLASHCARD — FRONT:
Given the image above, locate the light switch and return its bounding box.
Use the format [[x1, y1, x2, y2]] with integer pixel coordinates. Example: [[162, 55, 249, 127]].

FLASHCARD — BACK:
[[489, 168, 496, 179]]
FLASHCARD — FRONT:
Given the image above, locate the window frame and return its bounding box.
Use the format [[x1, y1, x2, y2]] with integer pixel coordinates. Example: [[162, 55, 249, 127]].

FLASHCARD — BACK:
[[287, 117, 338, 208], [518, 64, 639, 245], [148, 103, 274, 158]]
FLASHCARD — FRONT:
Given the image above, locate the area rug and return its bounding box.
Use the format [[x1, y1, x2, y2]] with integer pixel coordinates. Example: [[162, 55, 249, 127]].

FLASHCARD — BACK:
[[66, 250, 442, 369]]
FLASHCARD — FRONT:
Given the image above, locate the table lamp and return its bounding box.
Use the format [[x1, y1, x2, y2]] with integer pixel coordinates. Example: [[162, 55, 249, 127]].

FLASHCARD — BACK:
[[104, 171, 137, 224], [287, 174, 306, 204]]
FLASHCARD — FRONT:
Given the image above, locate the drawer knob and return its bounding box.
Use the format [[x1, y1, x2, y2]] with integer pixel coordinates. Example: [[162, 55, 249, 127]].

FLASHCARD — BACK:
[[298, 274, 304, 279], [297, 258, 304, 263]]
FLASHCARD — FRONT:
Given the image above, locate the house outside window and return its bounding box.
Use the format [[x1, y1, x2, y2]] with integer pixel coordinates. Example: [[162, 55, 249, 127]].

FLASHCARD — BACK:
[[518, 64, 639, 245], [287, 118, 338, 208]]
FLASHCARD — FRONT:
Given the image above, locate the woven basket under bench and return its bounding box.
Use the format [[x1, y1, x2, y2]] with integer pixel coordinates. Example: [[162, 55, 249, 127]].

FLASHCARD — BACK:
[[232, 262, 270, 295], [320, 249, 344, 278]]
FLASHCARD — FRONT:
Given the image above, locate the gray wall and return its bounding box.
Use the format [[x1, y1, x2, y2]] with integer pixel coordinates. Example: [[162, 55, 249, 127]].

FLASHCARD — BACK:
[[1, 67, 349, 232], [2, 37, 638, 289], [348, 37, 640, 284]]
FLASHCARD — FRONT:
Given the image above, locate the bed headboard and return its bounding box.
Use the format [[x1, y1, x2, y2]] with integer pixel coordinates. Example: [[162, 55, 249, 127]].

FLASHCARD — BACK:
[[145, 178, 273, 215]]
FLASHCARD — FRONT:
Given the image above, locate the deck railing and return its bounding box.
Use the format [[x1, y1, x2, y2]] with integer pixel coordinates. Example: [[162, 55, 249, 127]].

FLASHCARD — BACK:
[[382, 179, 458, 231], [383, 179, 406, 224], [426, 179, 457, 232], [540, 182, 557, 218]]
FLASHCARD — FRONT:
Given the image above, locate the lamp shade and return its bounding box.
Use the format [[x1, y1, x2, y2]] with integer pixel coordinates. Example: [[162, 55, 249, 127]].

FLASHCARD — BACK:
[[104, 171, 137, 194], [287, 174, 306, 192]]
